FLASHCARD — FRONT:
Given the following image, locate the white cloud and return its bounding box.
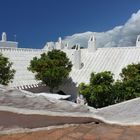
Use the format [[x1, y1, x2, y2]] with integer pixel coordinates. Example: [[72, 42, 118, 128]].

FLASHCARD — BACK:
[[63, 10, 140, 48]]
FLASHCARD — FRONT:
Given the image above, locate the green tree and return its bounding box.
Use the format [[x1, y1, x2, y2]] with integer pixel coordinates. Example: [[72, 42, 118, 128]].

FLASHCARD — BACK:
[[28, 50, 72, 92], [79, 63, 140, 108], [79, 82, 90, 103], [115, 63, 140, 102], [0, 53, 15, 85], [79, 71, 115, 108], [120, 63, 140, 81]]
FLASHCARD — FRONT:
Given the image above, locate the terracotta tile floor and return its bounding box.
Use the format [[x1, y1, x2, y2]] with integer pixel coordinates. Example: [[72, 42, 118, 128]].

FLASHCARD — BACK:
[[0, 123, 140, 140]]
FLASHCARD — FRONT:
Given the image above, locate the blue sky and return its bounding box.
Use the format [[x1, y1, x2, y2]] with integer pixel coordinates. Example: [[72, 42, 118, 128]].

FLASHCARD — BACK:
[[0, 0, 140, 48]]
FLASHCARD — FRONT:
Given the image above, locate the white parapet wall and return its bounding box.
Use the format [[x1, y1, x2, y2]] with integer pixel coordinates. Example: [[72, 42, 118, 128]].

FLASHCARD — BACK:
[[0, 41, 18, 48]]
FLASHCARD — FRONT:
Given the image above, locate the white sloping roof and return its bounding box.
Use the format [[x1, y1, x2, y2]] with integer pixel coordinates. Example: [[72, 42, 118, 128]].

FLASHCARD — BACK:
[[64, 46, 140, 85], [0, 48, 46, 88], [96, 97, 140, 124], [1, 46, 140, 88]]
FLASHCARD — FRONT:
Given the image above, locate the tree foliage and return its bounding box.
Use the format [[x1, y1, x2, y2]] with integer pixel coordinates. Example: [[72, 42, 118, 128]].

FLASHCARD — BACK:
[[115, 63, 140, 102], [0, 53, 15, 85], [79, 63, 140, 108], [120, 63, 140, 81], [28, 50, 72, 92], [79, 71, 114, 108]]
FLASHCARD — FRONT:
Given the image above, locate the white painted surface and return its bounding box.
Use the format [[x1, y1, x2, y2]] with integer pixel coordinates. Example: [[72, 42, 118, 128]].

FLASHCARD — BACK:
[[88, 35, 96, 53], [0, 32, 18, 48], [73, 44, 82, 70], [0, 48, 46, 88], [36, 93, 71, 100], [2, 32, 7, 42], [1, 35, 140, 96], [1, 46, 140, 89], [136, 35, 140, 47]]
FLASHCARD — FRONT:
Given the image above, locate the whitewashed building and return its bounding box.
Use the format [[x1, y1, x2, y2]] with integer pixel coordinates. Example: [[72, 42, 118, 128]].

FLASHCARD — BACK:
[[1, 32, 140, 99]]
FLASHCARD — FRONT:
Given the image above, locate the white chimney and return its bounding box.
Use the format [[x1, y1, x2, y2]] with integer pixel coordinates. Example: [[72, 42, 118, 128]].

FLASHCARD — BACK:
[[136, 35, 140, 47], [2, 32, 7, 42], [74, 44, 82, 70], [46, 42, 53, 51], [55, 37, 64, 50], [88, 35, 96, 52]]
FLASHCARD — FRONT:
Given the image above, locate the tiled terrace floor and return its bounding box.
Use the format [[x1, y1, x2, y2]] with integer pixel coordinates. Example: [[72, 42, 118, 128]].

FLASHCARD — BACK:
[[0, 123, 140, 140]]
